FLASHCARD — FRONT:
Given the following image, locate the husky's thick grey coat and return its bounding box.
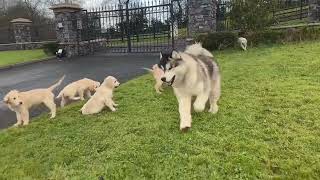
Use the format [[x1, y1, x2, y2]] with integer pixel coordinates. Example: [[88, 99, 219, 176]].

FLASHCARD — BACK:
[[161, 44, 221, 131]]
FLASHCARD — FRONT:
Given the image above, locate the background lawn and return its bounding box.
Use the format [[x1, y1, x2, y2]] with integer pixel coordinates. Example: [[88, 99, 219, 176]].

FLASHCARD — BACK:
[[0, 41, 320, 179], [0, 49, 51, 67]]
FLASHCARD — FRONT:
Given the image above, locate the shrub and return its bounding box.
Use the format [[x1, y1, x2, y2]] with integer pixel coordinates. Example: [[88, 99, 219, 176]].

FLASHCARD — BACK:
[[229, 0, 276, 32], [197, 32, 238, 51], [230, 0, 275, 31], [197, 26, 320, 50], [43, 42, 59, 55], [245, 30, 285, 45]]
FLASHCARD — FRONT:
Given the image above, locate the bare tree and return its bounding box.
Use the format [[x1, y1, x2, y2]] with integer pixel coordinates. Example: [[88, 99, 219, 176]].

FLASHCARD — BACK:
[[23, 0, 46, 22]]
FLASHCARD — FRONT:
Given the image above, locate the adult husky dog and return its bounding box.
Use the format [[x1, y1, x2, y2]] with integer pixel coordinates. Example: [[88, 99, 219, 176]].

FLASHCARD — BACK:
[[160, 43, 221, 132]]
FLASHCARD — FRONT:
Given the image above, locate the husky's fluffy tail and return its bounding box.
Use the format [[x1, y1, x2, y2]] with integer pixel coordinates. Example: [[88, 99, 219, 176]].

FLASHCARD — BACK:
[[185, 43, 213, 58], [48, 75, 65, 92]]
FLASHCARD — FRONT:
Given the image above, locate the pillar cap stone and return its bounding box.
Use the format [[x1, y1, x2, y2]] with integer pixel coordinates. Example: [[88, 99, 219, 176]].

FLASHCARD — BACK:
[[50, 3, 82, 13], [10, 18, 32, 24]]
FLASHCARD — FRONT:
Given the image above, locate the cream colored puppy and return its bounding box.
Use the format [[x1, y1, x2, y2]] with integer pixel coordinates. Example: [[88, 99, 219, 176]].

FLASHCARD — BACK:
[[81, 76, 120, 115], [57, 78, 100, 107], [143, 64, 165, 94], [3, 76, 65, 126], [238, 37, 248, 51]]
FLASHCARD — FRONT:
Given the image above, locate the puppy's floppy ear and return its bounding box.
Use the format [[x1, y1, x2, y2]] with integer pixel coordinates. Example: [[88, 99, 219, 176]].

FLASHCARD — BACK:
[[103, 78, 114, 88], [171, 50, 181, 59], [3, 97, 9, 103], [12, 89, 19, 93]]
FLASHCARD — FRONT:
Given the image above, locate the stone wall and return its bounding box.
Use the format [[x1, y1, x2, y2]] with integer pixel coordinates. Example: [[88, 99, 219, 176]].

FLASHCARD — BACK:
[[188, 0, 217, 36], [12, 24, 32, 43], [50, 4, 84, 57], [53, 12, 83, 44], [57, 39, 106, 57], [10, 18, 33, 48]]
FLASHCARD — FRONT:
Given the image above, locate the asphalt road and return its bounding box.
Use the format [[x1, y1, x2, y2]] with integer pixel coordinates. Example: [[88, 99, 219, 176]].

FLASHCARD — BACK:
[[0, 54, 158, 129]]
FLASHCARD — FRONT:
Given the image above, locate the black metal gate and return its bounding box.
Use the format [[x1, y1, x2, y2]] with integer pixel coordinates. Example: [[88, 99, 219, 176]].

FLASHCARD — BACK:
[[82, 0, 175, 53]]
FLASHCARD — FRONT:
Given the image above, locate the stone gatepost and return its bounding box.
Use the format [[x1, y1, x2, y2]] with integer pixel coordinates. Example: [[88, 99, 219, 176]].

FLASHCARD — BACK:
[[50, 3, 83, 57], [188, 0, 217, 36], [309, 0, 320, 22], [10, 18, 32, 49]]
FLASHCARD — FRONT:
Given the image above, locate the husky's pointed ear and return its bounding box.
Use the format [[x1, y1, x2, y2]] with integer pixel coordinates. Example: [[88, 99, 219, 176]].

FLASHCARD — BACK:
[[195, 41, 202, 46], [171, 50, 181, 59], [160, 52, 163, 59]]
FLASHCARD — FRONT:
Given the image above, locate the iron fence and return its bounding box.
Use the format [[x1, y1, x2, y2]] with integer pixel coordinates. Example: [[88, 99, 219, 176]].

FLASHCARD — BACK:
[[81, 0, 174, 53], [0, 25, 14, 44], [31, 23, 57, 42], [273, 0, 309, 24]]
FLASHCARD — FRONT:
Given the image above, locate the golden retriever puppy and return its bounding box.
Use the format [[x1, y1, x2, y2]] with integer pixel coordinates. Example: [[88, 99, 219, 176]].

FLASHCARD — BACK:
[[81, 76, 120, 115], [57, 78, 100, 107], [3, 76, 65, 126], [143, 64, 165, 94]]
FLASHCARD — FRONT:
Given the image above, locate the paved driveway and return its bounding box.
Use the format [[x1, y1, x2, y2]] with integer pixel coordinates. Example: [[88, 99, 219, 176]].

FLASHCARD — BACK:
[[0, 54, 158, 129]]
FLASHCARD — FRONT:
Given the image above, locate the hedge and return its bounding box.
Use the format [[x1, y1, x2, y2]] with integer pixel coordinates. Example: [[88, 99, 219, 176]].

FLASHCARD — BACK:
[[196, 26, 320, 51], [43, 42, 59, 55]]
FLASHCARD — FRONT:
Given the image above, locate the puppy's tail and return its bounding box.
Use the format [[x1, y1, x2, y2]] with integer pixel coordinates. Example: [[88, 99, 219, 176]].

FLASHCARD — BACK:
[[56, 91, 63, 99], [142, 67, 153, 73], [70, 97, 81, 101], [48, 75, 66, 92]]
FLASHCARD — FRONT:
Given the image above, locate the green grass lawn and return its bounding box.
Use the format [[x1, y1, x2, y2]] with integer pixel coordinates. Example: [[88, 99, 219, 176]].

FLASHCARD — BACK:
[[0, 49, 51, 67], [1, 41, 320, 179]]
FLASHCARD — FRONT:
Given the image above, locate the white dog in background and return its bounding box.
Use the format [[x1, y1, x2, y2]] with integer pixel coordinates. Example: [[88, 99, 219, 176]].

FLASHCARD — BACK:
[[238, 37, 248, 51], [3, 76, 65, 126], [57, 78, 100, 107], [81, 76, 120, 115]]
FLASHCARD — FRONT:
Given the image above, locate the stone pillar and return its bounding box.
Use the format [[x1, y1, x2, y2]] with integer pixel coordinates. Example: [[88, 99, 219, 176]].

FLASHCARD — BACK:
[[188, 0, 217, 36], [309, 0, 320, 22], [50, 3, 83, 57], [10, 18, 32, 49]]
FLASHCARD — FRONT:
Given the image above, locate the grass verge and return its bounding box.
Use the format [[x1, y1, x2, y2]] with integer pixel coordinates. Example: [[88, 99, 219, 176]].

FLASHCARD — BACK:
[[0, 49, 51, 68], [0, 41, 320, 179]]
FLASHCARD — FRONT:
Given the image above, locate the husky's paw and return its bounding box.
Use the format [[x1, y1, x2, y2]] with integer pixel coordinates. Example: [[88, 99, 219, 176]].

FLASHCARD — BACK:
[[13, 123, 21, 127], [180, 127, 190, 133], [180, 121, 191, 132], [111, 108, 117, 112], [22, 122, 29, 126], [50, 113, 56, 119], [209, 105, 219, 114], [50, 114, 56, 119], [194, 102, 206, 112]]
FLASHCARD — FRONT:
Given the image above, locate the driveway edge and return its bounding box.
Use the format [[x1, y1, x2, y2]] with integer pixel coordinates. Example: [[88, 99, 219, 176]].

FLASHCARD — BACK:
[[0, 56, 56, 71]]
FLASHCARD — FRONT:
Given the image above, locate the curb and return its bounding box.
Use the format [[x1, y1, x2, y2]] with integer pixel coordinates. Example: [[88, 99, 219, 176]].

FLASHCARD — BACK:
[[93, 52, 159, 57], [0, 56, 56, 71]]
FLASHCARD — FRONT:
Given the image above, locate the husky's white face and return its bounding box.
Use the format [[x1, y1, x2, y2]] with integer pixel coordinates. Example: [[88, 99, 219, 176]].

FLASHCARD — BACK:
[[161, 56, 187, 86]]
